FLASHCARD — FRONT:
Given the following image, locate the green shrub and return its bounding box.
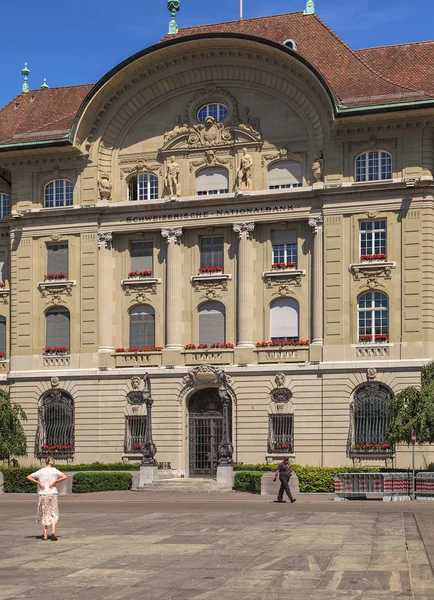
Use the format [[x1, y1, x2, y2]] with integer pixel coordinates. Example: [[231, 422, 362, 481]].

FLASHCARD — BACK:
[[1, 467, 38, 493], [233, 463, 278, 472], [59, 462, 141, 472], [72, 472, 132, 493], [233, 471, 263, 493]]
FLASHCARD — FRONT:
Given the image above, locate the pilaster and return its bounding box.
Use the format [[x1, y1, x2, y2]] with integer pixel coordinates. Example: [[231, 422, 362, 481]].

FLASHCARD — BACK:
[[162, 227, 183, 350], [233, 222, 255, 348]]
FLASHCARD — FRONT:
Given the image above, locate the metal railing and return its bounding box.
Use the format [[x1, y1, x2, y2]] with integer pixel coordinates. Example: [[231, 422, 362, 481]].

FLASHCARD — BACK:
[[334, 472, 411, 501]]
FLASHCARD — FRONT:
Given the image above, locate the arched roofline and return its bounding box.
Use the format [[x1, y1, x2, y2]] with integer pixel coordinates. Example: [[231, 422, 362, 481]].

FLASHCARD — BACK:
[[70, 31, 338, 143]]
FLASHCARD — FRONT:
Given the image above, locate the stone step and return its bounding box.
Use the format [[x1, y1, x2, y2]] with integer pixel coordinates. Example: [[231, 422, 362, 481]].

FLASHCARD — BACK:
[[132, 477, 230, 493]]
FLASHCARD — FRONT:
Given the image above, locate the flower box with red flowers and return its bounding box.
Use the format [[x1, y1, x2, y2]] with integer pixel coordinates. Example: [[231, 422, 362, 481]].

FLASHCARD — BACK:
[[41, 444, 74, 454], [360, 254, 387, 261], [43, 346, 69, 355], [210, 343, 234, 349], [353, 443, 391, 450], [358, 335, 388, 343], [44, 272, 67, 281], [132, 443, 143, 451], [128, 270, 153, 278], [256, 340, 310, 347], [0, 352, 6, 360], [271, 262, 298, 270], [0, 281, 6, 288], [198, 266, 223, 274], [276, 443, 291, 450], [115, 347, 163, 353]]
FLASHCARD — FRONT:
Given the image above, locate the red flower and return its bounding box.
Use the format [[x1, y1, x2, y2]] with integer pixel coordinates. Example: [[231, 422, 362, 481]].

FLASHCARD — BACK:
[[128, 270, 152, 278]]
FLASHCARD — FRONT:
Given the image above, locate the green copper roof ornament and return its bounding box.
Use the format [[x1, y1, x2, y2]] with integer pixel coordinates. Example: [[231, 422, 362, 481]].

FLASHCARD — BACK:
[[304, 0, 315, 14], [167, 0, 180, 34], [40, 78, 49, 89], [21, 62, 30, 93]]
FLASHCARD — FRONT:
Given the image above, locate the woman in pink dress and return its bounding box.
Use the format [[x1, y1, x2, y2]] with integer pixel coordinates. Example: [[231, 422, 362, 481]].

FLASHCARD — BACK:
[[27, 457, 67, 540]]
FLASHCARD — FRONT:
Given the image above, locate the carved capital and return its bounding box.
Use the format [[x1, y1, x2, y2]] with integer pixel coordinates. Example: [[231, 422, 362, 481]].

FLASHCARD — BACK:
[[308, 216, 323, 234], [233, 222, 255, 240], [161, 227, 182, 244], [98, 232, 113, 249]]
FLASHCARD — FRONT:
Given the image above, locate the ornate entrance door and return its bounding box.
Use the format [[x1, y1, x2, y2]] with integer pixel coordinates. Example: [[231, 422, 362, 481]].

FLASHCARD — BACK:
[[188, 388, 229, 477]]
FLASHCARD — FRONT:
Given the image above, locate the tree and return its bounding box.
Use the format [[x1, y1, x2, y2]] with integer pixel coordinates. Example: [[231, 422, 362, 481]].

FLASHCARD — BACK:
[[0, 389, 27, 465], [387, 363, 434, 445]]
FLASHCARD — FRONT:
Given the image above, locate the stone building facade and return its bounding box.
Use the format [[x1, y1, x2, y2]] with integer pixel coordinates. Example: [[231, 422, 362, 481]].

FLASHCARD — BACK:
[[0, 7, 434, 472]]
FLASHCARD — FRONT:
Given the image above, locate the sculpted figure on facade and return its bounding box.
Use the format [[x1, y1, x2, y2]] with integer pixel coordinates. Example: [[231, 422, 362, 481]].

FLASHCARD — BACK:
[[236, 148, 253, 191], [239, 107, 261, 138], [312, 151, 324, 183], [163, 115, 190, 144], [98, 172, 112, 201], [165, 155, 181, 197]]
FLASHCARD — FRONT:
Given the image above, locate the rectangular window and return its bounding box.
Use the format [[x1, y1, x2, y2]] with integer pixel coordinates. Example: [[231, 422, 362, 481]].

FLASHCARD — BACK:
[[268, 414, 294, 454], [200, 236, 224, 270], [47, 243, 68, 277], [360, 221, 387, 259], [0, 255, 6, 282], [272, 231, 298, 265], [130, 241, 153, 273], [124, 416, 147, 454]]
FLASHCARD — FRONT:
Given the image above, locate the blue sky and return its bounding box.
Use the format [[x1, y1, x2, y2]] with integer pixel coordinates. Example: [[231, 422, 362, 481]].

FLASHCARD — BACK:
[[1, 0, 433, 108]]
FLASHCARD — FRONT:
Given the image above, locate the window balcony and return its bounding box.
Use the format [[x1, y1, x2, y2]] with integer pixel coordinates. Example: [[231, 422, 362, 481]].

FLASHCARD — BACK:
[[348, 443, 395, 460], [114, 349, 163, 367], [38, 279, 76, 300], [262, 268, 306, 288], [183, 344, 234, 366], [349, 260, 395, 281], [255, 342, 310, 364], [121, 277, 161, 299]]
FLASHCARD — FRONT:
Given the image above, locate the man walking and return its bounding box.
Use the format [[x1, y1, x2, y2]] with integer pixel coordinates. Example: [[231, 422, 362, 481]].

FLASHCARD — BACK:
[[273, 456, 296, 503]]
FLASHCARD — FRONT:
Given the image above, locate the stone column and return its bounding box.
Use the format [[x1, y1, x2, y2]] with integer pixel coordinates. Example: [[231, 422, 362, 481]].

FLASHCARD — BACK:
[[161, 227, 183, 349], [308, 217, 324, 345], [97, 232, 114, 362], [233, 222, 255, 347]]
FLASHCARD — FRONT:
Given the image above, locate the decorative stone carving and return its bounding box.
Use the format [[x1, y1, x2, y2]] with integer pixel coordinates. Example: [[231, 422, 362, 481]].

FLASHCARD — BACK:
[[356, 346, 389, 358], [98, 232, 113, 250], [50, 376, 60, 388], [275, 373, 285, 388], [122, 278, 160, 303], [236, 148, 253, 191], [348, 137, 398, 153], [367, 368, 377, 381], [239, 107, 261, 138], [308, 216, 323, 234], [161, 227, 182, 244], [350, 261, 396, 282], [119, 157, 162, 179], [38, 280, 75, 304], [163, 115, 190, 144], [312, 151, 324, 182], [131, 376, 141, 390], [98, 172, 112, 201], [181, 365, 232, 390], [164, 155, 181, 197], [261, 146, 308, 167], [263, 270, 306, 290], [127, 390, 145, 406], [43, 356, 71, 367], [189, 150, 233, 172], [188, 117, 233, 148], [271, 387, 293, 404], [233, 222, 255, 240]]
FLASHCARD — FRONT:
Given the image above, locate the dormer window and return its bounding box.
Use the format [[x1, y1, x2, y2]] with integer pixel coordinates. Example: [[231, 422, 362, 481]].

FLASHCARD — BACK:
[[128, 174, 158, 201], [197, 103, 228, 123], [355, 151, 392, 182], [44, 180, 73, 208]]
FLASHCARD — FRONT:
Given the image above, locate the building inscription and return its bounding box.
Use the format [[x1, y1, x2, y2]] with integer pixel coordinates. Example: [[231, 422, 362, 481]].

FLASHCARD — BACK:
[[125, 204, 295, 223]]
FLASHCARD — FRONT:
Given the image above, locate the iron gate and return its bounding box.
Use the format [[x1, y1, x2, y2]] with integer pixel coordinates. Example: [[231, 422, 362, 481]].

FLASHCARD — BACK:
[[188, 388, 230, 477]]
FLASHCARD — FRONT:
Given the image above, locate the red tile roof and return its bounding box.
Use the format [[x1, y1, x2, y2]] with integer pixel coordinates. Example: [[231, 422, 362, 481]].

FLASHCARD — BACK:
[[162, 12, 432, 106], [1, 12, 434, 148], [355, 41, 434, 98], [0, 84, 93, 146]]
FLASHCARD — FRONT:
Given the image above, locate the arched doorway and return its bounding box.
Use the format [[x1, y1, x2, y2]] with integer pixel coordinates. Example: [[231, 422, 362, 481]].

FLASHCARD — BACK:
[[188, 388, 232, 477]]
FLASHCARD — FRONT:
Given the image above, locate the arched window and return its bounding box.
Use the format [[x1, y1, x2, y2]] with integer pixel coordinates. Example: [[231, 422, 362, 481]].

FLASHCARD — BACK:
[[355, 151, 392, 182], [0, 316, 6, 356], [36, 390, 74, 458], [348, 383, 393, 458], [0, 194, 10, 219], [128, 174, 158, 201], [197, 103, 228, 123], [358, 292, 388, 343], [196, 168, 229, 196], [44, 180, 73, 208], [129, 305, 155, 348], [46, 307, 70, 351], [198, 302, 226, 346], [268, 161, 303, 189], [270, 298, 299, 342]]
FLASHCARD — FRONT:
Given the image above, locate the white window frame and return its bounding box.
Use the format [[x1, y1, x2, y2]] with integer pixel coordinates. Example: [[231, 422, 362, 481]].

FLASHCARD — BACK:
[[44, 180, 73, 208], [272, 231, 298, 266], [359, 220, 387, 259], [357, 291, 388, 343], [128, 174, 158, 202], [197, 103, 228, 123], [355, 151, 392, 182], [0, 194, 10, 220]]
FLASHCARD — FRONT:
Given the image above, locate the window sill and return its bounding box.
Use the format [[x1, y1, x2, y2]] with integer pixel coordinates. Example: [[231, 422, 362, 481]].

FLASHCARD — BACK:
[[114, 351, 162, 367], [38, 280, 76, 295], [349, 261, 395, 281], [121, 277, 161, 286], [263, 269, 306, 283], [190, 273, 232, 283]]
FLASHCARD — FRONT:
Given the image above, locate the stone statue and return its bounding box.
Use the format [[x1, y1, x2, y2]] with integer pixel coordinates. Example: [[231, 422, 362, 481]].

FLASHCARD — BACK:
[[236, 148, 253, 191], [98, 172, 112, 201], [312, 151, 324, 183], [163, 115, 190, 144], [239, 107, 261, 137], [165, 155, 181, 197]]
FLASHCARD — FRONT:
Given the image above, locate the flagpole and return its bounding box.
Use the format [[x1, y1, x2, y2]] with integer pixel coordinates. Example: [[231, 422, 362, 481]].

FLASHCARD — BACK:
[[240, 0, 243, 20]]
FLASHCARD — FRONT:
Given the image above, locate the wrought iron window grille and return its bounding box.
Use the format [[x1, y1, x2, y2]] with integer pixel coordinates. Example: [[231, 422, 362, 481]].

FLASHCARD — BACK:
[[268, 414, 294, 454], [124, 415, 147, 454], [35, 390, 74, 458]]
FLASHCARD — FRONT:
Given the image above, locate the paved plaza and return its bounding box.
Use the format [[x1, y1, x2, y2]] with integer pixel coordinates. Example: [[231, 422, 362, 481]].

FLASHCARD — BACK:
[[1, 493, 434, 600]]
